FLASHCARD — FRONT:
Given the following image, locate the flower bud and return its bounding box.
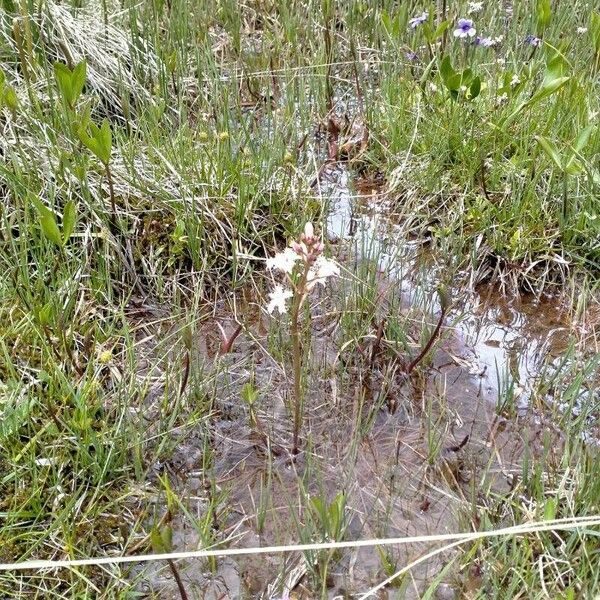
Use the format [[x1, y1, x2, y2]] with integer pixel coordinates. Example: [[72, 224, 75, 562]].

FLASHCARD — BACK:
[[303, 222, 314, 240]]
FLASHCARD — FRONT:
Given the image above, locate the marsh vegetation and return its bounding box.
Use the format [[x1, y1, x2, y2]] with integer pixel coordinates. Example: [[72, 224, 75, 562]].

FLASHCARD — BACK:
[[0, 0, 599, 597]]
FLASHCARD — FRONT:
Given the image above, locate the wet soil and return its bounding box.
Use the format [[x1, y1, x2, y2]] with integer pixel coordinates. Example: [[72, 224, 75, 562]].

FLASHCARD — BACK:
[[128, 165, 599, 599]]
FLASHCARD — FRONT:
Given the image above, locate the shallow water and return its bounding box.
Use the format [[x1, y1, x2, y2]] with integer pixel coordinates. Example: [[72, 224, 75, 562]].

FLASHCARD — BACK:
[[131, 161, 598, 599], [324, 164, 579, 410]]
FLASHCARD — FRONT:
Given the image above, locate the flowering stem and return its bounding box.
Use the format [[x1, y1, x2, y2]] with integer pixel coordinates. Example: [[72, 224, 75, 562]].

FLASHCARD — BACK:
[[290, 293, 303, 456], [266, 223, 338, 457], [290, 266, 310, 456]]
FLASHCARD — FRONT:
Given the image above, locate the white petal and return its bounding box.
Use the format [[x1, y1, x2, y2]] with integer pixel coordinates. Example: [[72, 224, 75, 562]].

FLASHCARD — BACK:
[[266, 247, 301, 274], [467, 28, 476, 37], [307, 256, 341, 288], [267, 285, 293, 314]]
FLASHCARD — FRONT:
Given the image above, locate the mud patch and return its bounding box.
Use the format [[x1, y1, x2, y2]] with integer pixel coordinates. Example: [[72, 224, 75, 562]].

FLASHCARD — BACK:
[[126, 169, 599, 599]]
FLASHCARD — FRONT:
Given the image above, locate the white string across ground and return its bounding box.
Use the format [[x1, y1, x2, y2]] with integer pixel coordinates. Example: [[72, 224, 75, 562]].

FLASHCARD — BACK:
[[1, 515, 599, 573]]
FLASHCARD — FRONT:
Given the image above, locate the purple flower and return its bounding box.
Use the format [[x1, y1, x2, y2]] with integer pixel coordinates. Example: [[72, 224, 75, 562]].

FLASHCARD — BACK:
[[524, 34, 542, 47], [405, 51, 419, 61], [474, 36, 495, 47], [454, 18, 476, 38], [409, 11, 428, 29]]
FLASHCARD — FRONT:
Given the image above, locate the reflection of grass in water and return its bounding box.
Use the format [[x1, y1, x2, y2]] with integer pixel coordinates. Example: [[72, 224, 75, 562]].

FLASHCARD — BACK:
[[0, 0, 599, 597]]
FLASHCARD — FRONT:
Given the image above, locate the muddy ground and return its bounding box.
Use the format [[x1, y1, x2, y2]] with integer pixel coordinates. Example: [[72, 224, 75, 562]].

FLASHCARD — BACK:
[[119, 167, 599, 599]]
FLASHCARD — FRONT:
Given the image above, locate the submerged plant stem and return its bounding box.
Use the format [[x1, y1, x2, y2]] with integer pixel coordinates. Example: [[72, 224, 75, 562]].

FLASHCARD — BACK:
[[406, 306, 447, 375], [167, 559, 189, 600]]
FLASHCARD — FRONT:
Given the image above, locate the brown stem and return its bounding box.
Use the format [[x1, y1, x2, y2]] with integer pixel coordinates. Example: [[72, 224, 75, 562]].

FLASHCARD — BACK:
[[406, 307, 447, 375], [179, 350, 190, 397], [480, 158, 491, 203], [218, 323, 243, 355], [167, 559, 189, 600]]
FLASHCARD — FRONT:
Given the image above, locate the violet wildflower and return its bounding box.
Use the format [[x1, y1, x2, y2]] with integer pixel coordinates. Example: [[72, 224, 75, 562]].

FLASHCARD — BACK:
[[524, 34, 542, 47], [405, 51, 419, 61], [454, 18, 476, 38], [474, 36, 495, 47], [409, 11, 428, 29]]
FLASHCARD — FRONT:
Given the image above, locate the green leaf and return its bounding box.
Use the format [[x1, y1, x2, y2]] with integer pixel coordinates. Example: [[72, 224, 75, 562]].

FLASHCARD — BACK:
[[78, 119, 112, 164], [98, 119, 112, 162], [419, 55, 437, 87], [461, 68, 474, 86], [424, 19, 449, 43], [433, 20, 450, 39], [32, 197, 63, 247], [535, 0, 552, 34], [573, 124, 595, 153], [150, 528, 165, 552], [467, 76, 481, 100], [54, 63, 74, 106], [536, 136, 563, 170], [507, 76, 570, 121], [62, 200, 77, 244], [53, 61, 87, 108], [543, 497, 557, 521], [71, 61, 87, 102], [161, 525, 173, 551], [2, 85, 18, 112], [38, 302, 53, 326], [590, 11, 600, 53], [534, 75, 570, 103], [439, 55, 457, 89], [564, 161, 583, 176], [544, 51, 568, 87]]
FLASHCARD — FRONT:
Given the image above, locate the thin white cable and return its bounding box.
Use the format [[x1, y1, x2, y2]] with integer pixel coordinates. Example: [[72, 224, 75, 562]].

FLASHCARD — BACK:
[[0, 516, 598, 573]]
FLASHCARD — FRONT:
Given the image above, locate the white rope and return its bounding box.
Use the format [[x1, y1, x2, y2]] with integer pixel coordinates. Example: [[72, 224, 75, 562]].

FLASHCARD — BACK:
[[2, 515, 599, 573]]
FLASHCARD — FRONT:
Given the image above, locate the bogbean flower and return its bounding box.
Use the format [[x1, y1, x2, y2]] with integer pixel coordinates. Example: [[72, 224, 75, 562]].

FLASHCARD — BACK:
[[577, 27, 588, 34], [454, 18, 476, 38], [409, 11, 428, 29], [265, 222, 340, 315], [524, 34, 542, 47], [468, 1, 484, 13], [306, 255, 340, 291], [267, 285, 293, 315], [266, 247, 300, 274]]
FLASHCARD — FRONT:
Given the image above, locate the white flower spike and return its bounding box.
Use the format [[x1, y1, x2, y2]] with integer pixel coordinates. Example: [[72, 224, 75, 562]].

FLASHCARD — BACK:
[[267, 285, 293, 314]]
